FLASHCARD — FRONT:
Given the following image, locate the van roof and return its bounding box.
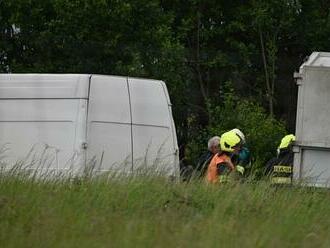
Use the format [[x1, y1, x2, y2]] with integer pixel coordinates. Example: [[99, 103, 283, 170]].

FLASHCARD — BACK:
[[301, 52, 330, 68], [0, 74, 91, 99], [0, 73, 165, 99]]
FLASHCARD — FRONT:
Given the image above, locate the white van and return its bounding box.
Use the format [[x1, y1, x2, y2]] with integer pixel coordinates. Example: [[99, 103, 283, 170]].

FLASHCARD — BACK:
[[0, 74, 179, 176]]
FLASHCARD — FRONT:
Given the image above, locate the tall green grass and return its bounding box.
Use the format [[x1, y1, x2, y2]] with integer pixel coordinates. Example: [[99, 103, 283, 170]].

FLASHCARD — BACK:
[[1, 170, 330, 247]]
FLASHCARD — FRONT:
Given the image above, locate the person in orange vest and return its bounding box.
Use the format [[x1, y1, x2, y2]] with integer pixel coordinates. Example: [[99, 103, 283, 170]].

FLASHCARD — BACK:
[[206, 131, 242, 184]]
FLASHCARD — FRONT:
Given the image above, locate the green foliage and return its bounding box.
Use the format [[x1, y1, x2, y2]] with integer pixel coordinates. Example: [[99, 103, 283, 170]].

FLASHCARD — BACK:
[[3, 0, 330, 158], [0, 0, 190, 143], [186, 85, 286, 173], [1, 173, 330, 247]]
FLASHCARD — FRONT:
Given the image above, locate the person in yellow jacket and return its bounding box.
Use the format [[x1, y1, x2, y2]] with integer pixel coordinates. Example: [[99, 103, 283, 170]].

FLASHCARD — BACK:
[[206, 131, 242, 184]]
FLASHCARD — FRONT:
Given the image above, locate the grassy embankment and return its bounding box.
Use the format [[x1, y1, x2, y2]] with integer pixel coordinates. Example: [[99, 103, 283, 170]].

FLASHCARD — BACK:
[[1, 170, 330, 247]]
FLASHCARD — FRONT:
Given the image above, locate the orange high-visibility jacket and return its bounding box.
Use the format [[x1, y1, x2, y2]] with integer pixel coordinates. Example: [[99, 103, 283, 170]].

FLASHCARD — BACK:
[[206, 153, 235, 184]]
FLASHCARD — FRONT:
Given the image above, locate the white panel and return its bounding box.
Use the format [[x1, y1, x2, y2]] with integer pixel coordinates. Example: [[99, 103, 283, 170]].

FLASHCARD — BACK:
[[0, 99, 86, 172], [295, 52, 330, 188], [72, 99, 88, 170], [160, 81, 179, 153], [132, 125, 176, 175], [0, 122, 76, 170], [302, 52, 330, 67], [0, 74, 90, 99], [87, 123, 131, 172], [89, 75, 130, 123], [299, 149, 330, 187], [129, 78, 170, 127], [0, 99, 80, 121], [87, 75, 132, 172], [298, 68, 330, 147]]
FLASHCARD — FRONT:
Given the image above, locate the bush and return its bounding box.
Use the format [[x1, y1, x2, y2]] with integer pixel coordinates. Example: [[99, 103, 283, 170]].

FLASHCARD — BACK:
[[186, 89, 287, 175]]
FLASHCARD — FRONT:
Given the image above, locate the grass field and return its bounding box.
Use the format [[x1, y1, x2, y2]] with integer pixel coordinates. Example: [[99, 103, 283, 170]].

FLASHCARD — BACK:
[[1, 171, 330, 248]]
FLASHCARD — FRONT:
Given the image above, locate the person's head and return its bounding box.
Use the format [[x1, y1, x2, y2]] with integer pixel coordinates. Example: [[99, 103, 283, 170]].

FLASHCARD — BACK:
[[208, 136, 220, 154], [230, 128, 246, 145], [220, 131, 242, 155], [277, 134, 295, 154]]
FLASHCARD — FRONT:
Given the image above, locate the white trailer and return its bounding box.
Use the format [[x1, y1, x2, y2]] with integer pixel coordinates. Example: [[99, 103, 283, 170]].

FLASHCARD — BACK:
[[294, 52, 330, 187], [0, 74, 179, 176]]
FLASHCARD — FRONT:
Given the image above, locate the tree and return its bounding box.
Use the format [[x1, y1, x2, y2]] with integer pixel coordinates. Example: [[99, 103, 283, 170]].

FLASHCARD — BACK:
[[251, 0, 300, 116]]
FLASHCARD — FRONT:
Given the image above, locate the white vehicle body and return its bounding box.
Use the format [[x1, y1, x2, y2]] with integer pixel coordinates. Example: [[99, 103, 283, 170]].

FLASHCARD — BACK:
[[294, 52, 330, 187], [0, 74, 179, 176]]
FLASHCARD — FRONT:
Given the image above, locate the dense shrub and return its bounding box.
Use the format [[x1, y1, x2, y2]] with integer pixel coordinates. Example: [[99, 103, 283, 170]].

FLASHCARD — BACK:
[[185, 90, 287, 175]]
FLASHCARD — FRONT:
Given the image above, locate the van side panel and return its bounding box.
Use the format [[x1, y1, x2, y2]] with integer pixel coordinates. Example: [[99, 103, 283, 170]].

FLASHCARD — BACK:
[[0, 99, 86, 171], [294, 53, 330, 187], [87, 76, 132, 172], [295, 147, 330, 187], [296, 67, 330, 147]]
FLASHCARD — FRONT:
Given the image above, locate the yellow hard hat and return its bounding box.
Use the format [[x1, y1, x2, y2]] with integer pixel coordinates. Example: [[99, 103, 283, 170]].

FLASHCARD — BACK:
[[278, 134, 296, 150], [220, 131, 241, 153]]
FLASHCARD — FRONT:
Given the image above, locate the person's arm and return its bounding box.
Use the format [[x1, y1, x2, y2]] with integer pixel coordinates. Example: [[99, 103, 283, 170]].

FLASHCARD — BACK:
[[235, 147, 250, 166], [264, 157, 277, 176]]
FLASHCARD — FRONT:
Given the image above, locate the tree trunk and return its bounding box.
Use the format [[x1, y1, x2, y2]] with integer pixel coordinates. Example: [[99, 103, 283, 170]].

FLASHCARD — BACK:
[[195, 11, 207, 104], [195, 9, 211, 123], [259, 27, 274, 117]]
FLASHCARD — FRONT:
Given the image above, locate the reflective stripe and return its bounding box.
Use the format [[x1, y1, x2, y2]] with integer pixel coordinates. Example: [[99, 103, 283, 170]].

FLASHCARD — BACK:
[[236, 165, 245, 175], [273, 165, 292, 173], [219, 175, 230, 183], [271, 177, 291, 184]]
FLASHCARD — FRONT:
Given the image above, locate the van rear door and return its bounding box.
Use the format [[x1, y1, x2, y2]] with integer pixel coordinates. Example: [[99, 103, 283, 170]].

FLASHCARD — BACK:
[[86, 75, 132, 173], [128, 78, 177, 175]]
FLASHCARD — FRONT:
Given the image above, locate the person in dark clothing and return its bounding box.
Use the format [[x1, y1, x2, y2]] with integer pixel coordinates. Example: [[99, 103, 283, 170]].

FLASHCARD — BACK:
[[265, 134, 295, 185], [195, 136, 220, 177]]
